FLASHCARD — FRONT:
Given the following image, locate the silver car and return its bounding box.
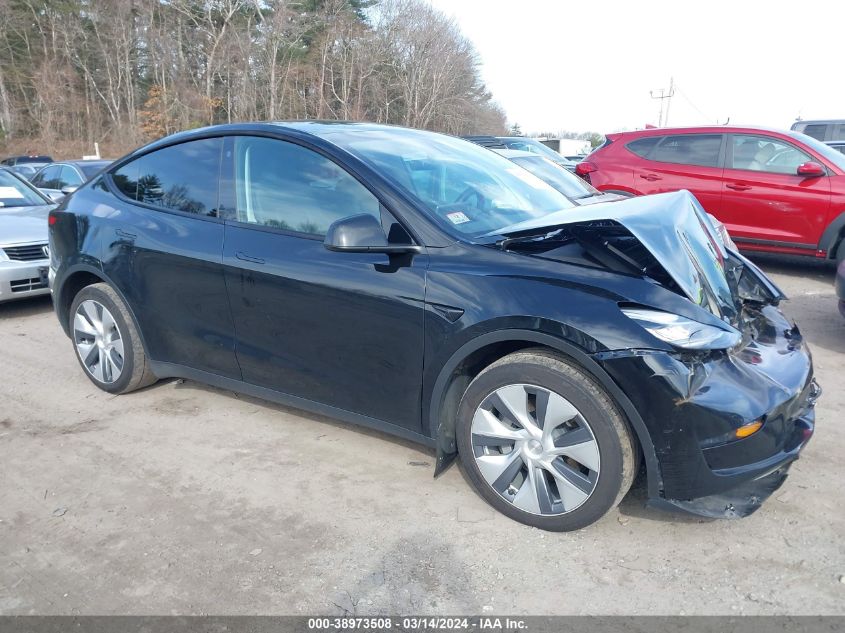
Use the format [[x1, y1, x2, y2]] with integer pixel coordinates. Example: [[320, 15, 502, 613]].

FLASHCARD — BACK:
[[30, 160, 112, 202], [0, 168, 56, 302]]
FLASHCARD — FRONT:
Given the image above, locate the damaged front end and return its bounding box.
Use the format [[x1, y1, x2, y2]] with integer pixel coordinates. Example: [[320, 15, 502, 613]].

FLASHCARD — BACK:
[[489, 190, 819, 518]]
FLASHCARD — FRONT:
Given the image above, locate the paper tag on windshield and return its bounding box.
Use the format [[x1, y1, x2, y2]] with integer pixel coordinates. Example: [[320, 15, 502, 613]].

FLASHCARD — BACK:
[[0, 186, 24, 199], [446, 211, 470, 225]]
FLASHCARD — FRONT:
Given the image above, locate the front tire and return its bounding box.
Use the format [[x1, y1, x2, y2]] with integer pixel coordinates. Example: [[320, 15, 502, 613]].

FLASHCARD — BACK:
[[835, 238, 845, 267], [456, 349, 637, 531], [69, 283, 157, 394]]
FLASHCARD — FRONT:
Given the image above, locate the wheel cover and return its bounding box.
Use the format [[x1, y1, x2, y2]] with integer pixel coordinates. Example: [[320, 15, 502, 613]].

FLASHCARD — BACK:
[[73, 300, 125, 384], [470, 383, 600, 516]]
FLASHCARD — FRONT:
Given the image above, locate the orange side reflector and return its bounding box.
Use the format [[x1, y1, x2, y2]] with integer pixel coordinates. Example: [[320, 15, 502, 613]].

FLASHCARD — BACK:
[[735, 420, 763, 439]]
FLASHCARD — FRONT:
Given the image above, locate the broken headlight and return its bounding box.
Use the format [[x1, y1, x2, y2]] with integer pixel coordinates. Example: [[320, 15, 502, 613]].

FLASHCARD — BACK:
[[622, 307, 741, 350]]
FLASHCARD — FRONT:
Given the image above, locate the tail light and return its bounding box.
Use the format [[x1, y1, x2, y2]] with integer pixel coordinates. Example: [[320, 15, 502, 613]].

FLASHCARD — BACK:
[[575, 161, 598, 183], [48, 211, 59, 226], [575, 161, 597, 176]]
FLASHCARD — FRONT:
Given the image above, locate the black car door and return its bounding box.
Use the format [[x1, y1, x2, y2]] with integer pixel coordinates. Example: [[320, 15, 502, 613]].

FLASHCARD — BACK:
[[221, 135, 428, 433], [101, 137, 241, 379]]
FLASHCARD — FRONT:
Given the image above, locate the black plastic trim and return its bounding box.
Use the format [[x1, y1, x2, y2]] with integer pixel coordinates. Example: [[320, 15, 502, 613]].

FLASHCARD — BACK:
[[148, 361, 437, 450], [734, 236, 817, 250], [818, 210, 845, 258]]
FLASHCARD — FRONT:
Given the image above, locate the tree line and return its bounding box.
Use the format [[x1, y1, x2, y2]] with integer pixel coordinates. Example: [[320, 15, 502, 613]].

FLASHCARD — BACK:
[[0, 0, 508, 158]]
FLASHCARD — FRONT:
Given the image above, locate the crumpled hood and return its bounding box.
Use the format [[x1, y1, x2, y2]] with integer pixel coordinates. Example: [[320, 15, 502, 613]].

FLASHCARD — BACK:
[[0, 204, 53, 246], [488, 190, 740, 321]]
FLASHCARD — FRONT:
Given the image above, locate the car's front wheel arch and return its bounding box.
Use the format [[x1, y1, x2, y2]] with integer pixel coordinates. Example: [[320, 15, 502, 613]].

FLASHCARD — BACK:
[[428, 329, 661, 499]]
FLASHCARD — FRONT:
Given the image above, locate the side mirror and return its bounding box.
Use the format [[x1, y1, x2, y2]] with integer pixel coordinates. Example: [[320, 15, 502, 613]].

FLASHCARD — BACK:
[[324, 214, 420, 254], [61, 185, 79, 195], [796, 161, 825, 178]]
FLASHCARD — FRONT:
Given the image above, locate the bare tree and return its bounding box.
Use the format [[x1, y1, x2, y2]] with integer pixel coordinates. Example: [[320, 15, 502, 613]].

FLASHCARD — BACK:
[[0, 0, 506, 156]]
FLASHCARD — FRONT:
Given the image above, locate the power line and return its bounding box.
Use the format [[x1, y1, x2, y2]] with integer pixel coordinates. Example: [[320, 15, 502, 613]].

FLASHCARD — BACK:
[[673, 80, 717, 124]]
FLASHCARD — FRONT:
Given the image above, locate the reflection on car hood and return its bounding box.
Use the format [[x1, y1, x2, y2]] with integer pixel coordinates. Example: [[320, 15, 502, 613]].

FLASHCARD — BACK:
[[0, 204, 53, 246], [488, 190, 737, 320]]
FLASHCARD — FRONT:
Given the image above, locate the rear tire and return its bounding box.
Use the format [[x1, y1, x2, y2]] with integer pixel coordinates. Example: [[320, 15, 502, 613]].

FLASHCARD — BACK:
[[456, 348, 637, 531], [69, 283, 157, 394]]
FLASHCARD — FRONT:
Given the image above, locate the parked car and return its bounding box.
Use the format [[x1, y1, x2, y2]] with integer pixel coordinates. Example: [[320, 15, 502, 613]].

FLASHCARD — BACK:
[[1, 154, 53, 166], [565, 155, 587, 163], [8, 162, 50, 181], [577, 125, 845, 264], [31, 160, 112, 201], [790, 119, 845, 142], [49, 122, 818, 531], [495, 148, 738, 251], [463, 135, 577, 171], [493, 148, 623, 205], [837, 258, 845, 319], [0, 168, 55, 302], [828, 141, 845, 156]]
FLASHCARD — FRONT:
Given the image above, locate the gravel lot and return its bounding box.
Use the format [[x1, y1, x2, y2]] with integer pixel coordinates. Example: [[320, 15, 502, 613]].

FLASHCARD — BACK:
[[1, 255, 843, 615]]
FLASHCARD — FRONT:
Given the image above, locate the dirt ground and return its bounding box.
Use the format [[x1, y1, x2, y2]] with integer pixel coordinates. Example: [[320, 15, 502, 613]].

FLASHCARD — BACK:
[[1, 254, 843, 616]]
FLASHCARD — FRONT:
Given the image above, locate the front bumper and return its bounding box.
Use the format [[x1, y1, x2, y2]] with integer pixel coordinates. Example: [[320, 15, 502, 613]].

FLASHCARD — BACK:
[[597, 304, 818, 518], [0, 258, 50, 302]]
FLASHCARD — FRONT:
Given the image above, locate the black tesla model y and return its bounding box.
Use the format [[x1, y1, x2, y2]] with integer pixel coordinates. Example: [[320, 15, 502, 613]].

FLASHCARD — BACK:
[[48, 122, 820, 530]]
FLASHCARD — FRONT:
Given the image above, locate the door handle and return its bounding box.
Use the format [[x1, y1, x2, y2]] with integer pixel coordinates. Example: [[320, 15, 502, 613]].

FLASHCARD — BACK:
[[115, 228, 136, 240], [639, 174, 661, 181], [235, 251, 265, 265], [726, 183, 751, 191]]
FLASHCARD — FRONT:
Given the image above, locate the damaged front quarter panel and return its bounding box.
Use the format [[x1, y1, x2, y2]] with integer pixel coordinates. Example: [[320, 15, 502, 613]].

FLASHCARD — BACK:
[[435, 189, 816, 519], [595, 301, 817, 518]]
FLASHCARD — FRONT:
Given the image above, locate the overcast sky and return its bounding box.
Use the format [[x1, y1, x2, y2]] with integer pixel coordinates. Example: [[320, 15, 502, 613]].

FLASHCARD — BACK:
[[427, 0, 845, 135]]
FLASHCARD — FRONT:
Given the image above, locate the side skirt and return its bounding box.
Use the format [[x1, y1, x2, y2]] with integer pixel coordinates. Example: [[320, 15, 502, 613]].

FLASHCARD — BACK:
[[148, 361, 437, 450]]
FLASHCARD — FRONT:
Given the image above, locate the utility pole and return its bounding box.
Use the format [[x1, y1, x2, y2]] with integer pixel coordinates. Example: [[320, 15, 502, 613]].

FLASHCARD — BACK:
[[650, 77, 675, 127]]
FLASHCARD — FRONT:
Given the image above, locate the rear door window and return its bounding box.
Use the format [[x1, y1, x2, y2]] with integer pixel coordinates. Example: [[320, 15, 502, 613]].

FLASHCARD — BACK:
[[649, 134, 722, 167], [32, 165, 60, 189], [801, 124, 828, 141], [110, 138, 222, 216]]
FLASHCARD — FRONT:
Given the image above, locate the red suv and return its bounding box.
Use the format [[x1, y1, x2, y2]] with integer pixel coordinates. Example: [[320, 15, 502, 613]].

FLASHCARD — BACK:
[[577, 126, 845, 263]]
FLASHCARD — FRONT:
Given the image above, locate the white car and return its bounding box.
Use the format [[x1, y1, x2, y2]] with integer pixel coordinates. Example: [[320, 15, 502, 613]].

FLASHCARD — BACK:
[[494, 148, 738, 251], [0, 168, 56, 302]]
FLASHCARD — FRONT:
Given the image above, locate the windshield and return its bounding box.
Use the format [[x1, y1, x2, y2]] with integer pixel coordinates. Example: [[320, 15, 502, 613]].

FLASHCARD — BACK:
[[510, 155, 599, 199], [789, 131, 845, 171], [324, 128, 575, 237], [500, 138, 572, 164], [0, 170, 49, 208]]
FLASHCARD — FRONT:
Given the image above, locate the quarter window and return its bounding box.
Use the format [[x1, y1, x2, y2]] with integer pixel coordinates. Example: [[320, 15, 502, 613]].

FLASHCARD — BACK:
[[110, 138, 222, 215], [233, 136, 380, 236], [626, 137, 661, 158], [730, 135, 811, 174], [649, 134, 722, 167]]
